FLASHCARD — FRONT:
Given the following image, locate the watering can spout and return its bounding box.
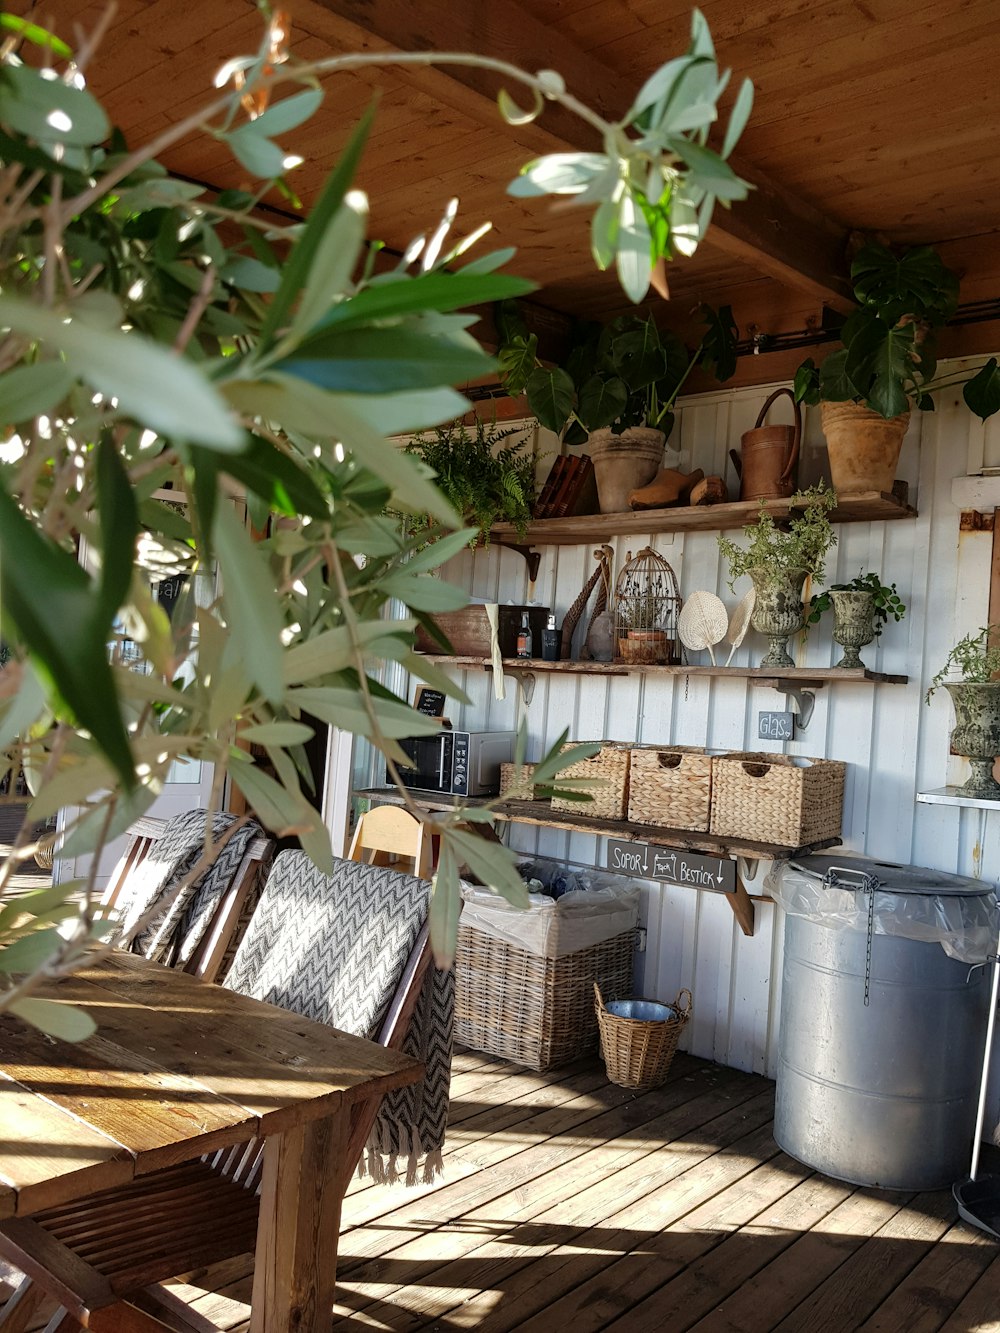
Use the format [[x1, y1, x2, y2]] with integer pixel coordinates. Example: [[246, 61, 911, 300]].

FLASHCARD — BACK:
[[729, 448, 742, 479]]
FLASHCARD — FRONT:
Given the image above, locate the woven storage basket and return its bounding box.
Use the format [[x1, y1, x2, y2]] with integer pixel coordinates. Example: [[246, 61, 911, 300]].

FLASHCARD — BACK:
[[499, 762, 538, 801], [455, 927, 636, 1071], [709, 752, 846, 846], [628, 746, 712, 831], [595, 984, 692, 1090], [551, 742, 631, 821]]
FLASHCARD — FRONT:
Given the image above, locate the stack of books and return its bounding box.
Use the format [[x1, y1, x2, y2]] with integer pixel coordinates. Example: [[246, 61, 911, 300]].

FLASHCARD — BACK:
[[533, 453, 598, 519]]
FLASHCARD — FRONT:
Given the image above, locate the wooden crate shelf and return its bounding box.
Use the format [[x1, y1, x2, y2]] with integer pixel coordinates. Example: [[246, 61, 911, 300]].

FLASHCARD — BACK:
[[490, 489, 916, 546]]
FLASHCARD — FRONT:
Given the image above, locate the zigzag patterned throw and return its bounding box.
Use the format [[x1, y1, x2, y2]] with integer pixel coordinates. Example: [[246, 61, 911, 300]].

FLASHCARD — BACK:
[[225, 851, 455, 1186], [114, 809, 262, 967]]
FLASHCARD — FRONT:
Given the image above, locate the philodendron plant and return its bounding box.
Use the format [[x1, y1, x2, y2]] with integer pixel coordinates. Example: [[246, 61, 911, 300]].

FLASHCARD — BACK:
[[0, 8, 754, 1037], [794, 242, 1000, 421]]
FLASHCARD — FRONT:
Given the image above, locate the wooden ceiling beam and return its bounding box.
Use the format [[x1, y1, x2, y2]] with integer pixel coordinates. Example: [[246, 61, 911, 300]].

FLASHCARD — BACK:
[[297, 0, 856, 309]]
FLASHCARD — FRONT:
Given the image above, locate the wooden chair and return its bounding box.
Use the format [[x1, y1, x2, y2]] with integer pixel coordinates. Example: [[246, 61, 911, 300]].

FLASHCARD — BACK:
[[102, 814, 272, 984], [0, 853, 446, 1332], [347, 803, 433, 879]]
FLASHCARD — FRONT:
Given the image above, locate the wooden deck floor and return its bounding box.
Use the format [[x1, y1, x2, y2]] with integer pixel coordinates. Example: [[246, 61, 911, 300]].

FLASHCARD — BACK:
[[7, 1046, 998, 1331], [122, 1047, 999, 1332]]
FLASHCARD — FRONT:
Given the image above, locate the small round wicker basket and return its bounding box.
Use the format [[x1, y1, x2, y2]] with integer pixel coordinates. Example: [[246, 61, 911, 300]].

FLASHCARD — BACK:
[[594, 983, 692, 1090]]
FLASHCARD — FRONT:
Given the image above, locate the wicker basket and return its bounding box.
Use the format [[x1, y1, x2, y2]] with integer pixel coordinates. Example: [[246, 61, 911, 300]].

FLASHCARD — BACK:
[[455, 926, 636, 1071], [628, 746, 712, 831], [709, 752, 846, 846], [551, 742, 631, 821], [595, 984, 692, 1090], [499, 762, 538, 801]]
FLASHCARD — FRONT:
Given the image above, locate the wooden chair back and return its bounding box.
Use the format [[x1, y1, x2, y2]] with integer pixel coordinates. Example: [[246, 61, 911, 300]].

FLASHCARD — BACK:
[[102, 815, 272, 983], [347, 804, 433, 879]]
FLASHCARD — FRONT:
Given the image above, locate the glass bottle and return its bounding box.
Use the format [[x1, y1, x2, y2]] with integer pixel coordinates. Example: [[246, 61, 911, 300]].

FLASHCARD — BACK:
[[516, 612, 533, 658]]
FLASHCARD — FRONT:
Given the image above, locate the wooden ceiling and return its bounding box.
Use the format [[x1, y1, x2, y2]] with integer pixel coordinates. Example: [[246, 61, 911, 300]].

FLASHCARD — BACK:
[[24, 0, 1000, 364]]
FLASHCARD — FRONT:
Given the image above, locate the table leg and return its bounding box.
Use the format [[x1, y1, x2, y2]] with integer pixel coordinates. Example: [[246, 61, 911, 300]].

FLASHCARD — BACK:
[[250, 1109, 350, 1333]]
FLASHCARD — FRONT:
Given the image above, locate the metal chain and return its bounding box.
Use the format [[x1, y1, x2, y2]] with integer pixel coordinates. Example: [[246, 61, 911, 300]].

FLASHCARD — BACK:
[[863, 875, 877, 1007]]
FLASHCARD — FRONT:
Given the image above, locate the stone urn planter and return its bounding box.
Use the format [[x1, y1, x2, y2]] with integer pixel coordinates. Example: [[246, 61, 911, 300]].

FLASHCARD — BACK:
[[829, 589, 877, 669], [587, 426, 665, 514], [748, 566, 809, 668], [944, 682, 1000, 800], [820, 401, 910, 496]]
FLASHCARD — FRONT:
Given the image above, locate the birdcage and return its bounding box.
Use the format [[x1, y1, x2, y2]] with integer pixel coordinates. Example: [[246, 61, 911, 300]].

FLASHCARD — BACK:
[[613, 547, 683, 664]]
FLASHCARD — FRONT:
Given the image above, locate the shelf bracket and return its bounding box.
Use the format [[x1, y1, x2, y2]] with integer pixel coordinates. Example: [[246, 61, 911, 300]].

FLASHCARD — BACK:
[[766, 682, 817, 730], [515, 670, 536, 705], [494, 541, 541, 583]]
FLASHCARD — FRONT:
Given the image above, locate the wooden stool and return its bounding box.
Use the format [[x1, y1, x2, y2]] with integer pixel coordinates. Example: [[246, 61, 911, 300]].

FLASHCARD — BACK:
[[347, 805, 433, 879]]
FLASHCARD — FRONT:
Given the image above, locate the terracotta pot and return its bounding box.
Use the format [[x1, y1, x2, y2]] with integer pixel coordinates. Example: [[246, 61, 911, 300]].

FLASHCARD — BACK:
[[820, 401, 910, 496], [944, 681, 1000, 800], [617, 630, 669, 664], [587, 427, 665, 514]]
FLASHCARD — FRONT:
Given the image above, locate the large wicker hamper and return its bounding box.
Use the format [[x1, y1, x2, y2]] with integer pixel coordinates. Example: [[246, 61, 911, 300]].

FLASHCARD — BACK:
[[455, 869, 640, 1071]]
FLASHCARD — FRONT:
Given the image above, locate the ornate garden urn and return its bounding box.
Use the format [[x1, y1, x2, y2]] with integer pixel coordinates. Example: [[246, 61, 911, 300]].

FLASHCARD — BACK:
[[944, 682, 1000, 800], [748, 566, 808, 668], [829, 589, 877, 669]]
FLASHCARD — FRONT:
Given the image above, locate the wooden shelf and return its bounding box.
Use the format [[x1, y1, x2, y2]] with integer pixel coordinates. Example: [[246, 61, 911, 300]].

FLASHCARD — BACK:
[[490, 490, 916, 547], [417, 655, 908, 685], [356, 788, 840, 938]]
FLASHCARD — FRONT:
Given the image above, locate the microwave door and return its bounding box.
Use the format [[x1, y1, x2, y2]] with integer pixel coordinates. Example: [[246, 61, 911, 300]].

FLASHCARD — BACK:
[[399, 732, 451, 793]]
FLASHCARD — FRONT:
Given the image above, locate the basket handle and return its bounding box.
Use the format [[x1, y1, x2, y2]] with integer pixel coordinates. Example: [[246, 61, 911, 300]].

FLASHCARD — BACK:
[[741, 761, 772, 778], [752, 387, 801, 485], [593, 981, 607, 1014], [657, 753, 683, 770], [672, 988, 693, 1018]]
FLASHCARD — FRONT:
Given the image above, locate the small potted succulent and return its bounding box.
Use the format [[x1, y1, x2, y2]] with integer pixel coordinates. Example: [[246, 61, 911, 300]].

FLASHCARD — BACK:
[[497, 304, 738, 513], [807, 572, 906, 669], [794, 243, 1000, 495], [718, 484, 837, 667], [926, 626, 1000, 799]]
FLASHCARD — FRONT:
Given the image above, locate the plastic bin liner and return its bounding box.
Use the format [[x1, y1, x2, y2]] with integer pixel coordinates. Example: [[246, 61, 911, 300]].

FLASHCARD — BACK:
[[460, 856, 640, 959], [766, 854, 1000, 964]]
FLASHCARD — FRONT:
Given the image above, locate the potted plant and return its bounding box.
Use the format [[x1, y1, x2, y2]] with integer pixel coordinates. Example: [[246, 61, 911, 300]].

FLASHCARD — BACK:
[[402, 416, 537, 543], [807, 572, 906, 669], [718, 484, 838, 667], [794, 243, 1000, 495], [926, 626, 1000, 799], [497, 305, 738, 513]]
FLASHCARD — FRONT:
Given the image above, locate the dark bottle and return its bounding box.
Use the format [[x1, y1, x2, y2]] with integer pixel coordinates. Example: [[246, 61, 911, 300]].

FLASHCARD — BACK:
[[541, 613, 560, 661], [516, 612, 533, 658]]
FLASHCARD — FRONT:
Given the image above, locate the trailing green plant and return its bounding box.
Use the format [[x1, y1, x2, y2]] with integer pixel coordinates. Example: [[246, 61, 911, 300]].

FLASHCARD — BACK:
[[794, 242, 1000, 421], [496, 303, 738, 442], [926, 626, 1000, 700], [717, 483, 838, 587], [807, 572, 906, 636], [403, 417, 536, 541], [0, 7, 752, 1038]]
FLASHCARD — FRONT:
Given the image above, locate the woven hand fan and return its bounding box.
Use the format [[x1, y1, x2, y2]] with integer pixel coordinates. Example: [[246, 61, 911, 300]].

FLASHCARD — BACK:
[[724, 587, 757, 666], [677, 591, 728, 664]]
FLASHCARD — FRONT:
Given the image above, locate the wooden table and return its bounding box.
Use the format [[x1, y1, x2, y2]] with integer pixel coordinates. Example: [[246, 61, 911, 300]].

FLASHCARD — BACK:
[[0, 952, 423, 1330]]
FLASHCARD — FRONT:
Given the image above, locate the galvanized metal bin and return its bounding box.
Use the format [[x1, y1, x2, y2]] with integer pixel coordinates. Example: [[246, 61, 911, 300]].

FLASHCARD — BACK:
[[774, 856, 995, 1191]]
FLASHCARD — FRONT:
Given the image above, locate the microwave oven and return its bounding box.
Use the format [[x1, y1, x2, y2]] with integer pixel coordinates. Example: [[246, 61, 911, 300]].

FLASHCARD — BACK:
[[395, 730, 516, 797]]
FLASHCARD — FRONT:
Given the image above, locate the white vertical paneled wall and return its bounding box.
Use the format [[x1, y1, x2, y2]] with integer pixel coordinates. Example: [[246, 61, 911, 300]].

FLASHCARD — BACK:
[[408, 362, 1000, 1082]]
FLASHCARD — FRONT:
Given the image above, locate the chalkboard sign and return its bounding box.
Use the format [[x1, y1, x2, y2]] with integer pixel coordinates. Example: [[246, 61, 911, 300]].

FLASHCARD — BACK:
[[606, 839, 736, 894], [758, 709, 794, 740], [414, 687, 446, 718]]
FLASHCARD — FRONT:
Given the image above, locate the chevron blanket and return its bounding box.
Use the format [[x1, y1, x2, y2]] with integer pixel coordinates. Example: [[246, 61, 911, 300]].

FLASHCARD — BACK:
[[115, 809, 262, 968], [225, 851, 454, 1186]]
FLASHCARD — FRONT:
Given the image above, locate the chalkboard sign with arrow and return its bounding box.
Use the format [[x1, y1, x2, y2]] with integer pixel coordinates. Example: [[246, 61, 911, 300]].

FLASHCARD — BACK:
[[606, 839, 737, 894]]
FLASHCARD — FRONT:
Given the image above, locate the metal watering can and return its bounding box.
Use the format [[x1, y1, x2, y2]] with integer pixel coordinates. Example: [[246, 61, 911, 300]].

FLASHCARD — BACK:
[[730, 387, 801, 501]]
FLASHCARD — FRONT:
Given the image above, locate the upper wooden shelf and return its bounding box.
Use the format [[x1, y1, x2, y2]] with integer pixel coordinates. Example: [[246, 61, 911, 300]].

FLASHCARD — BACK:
[[418, 656, 908, 685], [490, 490, 917, 547]]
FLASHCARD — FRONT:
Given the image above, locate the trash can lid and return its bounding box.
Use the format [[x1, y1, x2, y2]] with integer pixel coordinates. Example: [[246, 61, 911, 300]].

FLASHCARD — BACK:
[[789, 853, 996, 899]]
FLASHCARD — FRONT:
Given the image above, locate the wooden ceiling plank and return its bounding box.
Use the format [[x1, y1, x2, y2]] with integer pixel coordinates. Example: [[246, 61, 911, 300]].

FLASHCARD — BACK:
[[301, 0, 855, 307]]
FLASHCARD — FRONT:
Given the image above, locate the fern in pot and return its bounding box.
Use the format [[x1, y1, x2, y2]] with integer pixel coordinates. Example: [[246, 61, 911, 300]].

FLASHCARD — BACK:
[[926, 627, 1000, 799], [717, 484, 837, 667]]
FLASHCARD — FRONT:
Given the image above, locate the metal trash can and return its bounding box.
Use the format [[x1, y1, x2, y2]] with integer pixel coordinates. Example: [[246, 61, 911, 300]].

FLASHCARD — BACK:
[[772, 855, 997, 1191]]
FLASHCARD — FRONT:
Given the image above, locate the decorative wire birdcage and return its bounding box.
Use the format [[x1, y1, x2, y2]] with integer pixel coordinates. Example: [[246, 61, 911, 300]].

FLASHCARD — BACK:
[[613, 547, 684, 664]]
